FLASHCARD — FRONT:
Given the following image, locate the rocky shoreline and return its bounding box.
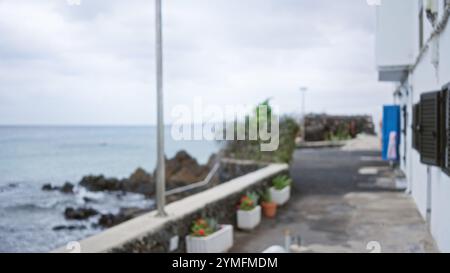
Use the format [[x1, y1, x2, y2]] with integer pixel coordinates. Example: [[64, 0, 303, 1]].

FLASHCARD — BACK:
[[42, 150, 262, 231]]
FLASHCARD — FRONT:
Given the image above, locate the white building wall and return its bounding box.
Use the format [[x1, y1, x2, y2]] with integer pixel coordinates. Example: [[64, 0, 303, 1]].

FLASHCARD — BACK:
[[406, 89, 414, 194], [429, 19, 450, 252], [410, 150, 428, 218], [430, 167, 450, 251], [401, 3, 450, 252], [409, 43, 437, 220], [440, 13, 450, 81], [380, 1, 450, 252], [375, 0, 416, 68]]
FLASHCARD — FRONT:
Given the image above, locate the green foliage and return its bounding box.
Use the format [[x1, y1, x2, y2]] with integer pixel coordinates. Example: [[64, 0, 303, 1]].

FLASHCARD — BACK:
[[272, 175, 292, 190], [190, 218, 219, 237], [223, 99, 300, 164], [325, 125, 352, 141], [255, 99, 272, 129], [274, 117, 300, 163], [238, 192, 259, 211], [259, 189, 272, 203]]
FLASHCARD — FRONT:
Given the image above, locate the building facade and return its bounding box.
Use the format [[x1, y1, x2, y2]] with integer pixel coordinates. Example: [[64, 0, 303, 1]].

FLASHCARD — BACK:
[[376, 0, 450, 252]]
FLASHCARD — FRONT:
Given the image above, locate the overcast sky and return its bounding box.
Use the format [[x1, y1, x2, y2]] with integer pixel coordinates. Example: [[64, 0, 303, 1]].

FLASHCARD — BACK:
[[0, 0, 394, 125]]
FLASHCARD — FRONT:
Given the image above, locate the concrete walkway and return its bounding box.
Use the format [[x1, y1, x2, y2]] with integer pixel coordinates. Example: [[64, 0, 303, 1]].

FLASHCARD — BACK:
[[230, 147, 438, 253]]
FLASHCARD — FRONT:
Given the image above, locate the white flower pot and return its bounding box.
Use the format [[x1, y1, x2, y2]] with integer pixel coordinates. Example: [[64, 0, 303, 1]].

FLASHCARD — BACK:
[[270, 186, 291, 206], [186, 225, 233, 253], [237, 205, 261, 230]]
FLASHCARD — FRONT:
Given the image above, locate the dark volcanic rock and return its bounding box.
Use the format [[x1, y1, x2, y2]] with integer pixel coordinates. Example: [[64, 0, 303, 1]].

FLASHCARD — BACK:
[[77, 150, 212, 196], [64, 207, 99, 220], [83, 197, 96, 203], [60, 182, 74, 194], [97, 214, 118, 228], [53, 225, 87, 231], [79, 175, 122, 192], [97, 207, 151, 228], [42, 182, 75, 194], [129, 168, 151, 184], [78, 171, 154, 196], [164, 150, 210, 189], [124, 167, 154, 195], [42, 184, 54, 191]]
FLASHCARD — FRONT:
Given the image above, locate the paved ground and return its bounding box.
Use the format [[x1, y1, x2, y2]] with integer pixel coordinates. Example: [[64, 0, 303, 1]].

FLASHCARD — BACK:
[[230, 147, 438, 253]]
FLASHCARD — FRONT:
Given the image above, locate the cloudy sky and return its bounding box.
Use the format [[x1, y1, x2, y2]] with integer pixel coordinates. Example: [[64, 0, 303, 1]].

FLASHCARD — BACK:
[[0, 0, 394, 125]]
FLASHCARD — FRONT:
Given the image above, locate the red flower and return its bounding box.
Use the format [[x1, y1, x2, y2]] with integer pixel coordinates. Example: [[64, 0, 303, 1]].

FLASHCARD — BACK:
[[198, 229, 205, 236]]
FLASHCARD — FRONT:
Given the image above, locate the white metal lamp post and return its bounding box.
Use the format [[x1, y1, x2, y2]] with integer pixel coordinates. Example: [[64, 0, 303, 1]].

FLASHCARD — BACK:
[[155, 0, 167, 217]]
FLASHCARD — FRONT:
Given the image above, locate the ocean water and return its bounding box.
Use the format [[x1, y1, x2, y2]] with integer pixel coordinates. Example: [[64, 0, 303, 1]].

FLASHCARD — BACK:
[[0, 126, 219, 252]]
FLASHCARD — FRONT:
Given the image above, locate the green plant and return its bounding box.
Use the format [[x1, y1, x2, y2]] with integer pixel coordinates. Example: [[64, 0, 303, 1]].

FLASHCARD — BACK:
[[222, 99, 300, 164], [325, 125, 352, 141], [255, 99, 272, 130], [190, 218, 219, 237], [259, 189, 272, 203], [272, 175, 292, 190], [238, 192, 259, 211]]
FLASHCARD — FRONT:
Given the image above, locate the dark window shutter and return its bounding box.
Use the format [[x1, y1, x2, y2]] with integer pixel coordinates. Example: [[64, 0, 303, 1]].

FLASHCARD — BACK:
[[443, 85, 450, 174], [412, 103, 421, 151], [420, 91, 441, 166]]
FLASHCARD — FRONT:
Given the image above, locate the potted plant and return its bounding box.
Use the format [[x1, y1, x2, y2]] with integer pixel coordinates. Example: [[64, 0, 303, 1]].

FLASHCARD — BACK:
[[260, 189, 277, 218], [270, 175, 292, 206], [185, 218, 233, 253], [237, 192, 261, 230]]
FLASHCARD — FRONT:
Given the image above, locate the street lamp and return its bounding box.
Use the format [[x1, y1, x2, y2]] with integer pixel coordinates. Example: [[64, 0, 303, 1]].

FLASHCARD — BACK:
[[155, 0, 167, 217], [300, 87, 308, 141]]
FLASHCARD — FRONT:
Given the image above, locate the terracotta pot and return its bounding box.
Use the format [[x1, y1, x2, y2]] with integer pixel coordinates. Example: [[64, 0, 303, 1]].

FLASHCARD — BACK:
[[261, 202, 277, 218]]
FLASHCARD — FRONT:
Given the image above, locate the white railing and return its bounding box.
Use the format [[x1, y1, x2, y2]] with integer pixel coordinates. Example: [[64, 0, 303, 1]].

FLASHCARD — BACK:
[[165, 163, 221, 196]]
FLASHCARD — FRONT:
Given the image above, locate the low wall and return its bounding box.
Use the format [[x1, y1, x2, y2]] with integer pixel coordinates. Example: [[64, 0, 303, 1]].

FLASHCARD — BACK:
[[305, 114, 375, 141], [53, 163, 288, 253]]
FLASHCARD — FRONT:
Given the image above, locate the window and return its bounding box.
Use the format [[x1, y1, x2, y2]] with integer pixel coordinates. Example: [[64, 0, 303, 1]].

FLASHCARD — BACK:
[[402, 105, 408, 163], [419, 91, 441, 166], [412, 103, 421, 151], [416, 84, 450, 175], [442, 84, 450, 174]]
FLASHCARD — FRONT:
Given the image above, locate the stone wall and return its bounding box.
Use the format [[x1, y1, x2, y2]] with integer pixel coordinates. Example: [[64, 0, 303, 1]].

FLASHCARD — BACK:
[[305, 114, 375, 142]]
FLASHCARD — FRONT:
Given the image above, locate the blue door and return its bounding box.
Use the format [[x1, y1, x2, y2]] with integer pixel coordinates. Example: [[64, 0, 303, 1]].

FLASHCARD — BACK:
[[382, 105, 401, 161]]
